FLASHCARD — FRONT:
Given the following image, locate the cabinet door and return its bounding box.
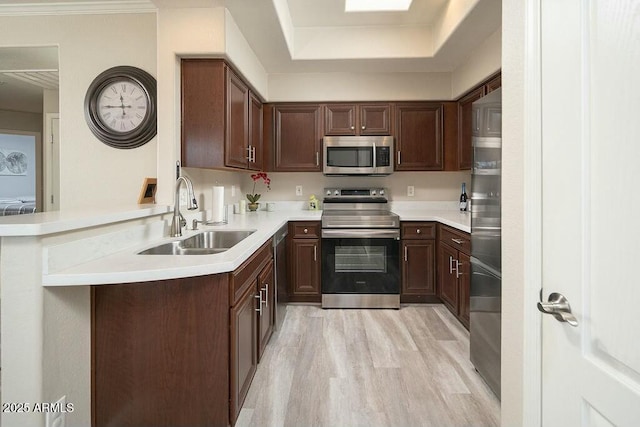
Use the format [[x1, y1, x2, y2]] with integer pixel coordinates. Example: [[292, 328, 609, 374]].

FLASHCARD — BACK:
[[181, 59, 226, 169], [457, 251, 471, 329], [395, 103, 443, 171], [438, 243, 458, 313], [274, 105, 322, 171], [325, 104, 357, 135], [485, 73, 501, 94], [257, 260, 274, 362], [226, 68, 249, 169], [230, 285, 257, 424], [401, 240, 436, 297], [289, 238, 321, 300], [359, 103, 391, 135], [457, 87, 485, 170], [249, 91, 263, 171]]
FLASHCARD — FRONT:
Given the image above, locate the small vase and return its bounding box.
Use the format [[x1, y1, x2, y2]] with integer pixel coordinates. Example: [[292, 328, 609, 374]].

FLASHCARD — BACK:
[[247, 202, 259, 212]]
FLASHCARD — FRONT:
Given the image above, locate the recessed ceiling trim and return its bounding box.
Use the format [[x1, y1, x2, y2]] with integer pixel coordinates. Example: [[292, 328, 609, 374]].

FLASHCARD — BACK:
[[0, 1, 156, 17], [345, 0, 413, 12], [0, 70, 59, 90]]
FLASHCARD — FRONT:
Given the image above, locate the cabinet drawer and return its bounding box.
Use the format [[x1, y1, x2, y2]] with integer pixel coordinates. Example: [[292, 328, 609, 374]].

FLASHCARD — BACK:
[[230, 240, 272, 306], [439, 225, 471, 255], [289, 221, 321, 239], [401, 222, 436, 239]]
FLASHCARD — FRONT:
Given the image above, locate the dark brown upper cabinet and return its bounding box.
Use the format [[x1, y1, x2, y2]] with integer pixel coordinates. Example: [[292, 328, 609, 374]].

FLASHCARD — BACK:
[[325, 103, 391, 136], [271, 104, 323, 172], [181, 59, 263, 171], [394, 102, 444, 171], [451, 71, 502, 171]]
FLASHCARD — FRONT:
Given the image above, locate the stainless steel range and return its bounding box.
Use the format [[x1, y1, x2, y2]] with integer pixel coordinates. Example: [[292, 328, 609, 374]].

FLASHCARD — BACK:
[[321, 187, 401, 309]]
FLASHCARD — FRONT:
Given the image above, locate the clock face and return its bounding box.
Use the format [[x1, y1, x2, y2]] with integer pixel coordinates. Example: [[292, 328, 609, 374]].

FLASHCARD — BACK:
[[97, 79, 149, 133], [85, 66, 157, 149]]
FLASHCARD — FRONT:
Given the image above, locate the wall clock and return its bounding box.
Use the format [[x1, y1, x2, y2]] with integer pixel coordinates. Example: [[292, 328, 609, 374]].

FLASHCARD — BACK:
[[84, 66, 157, 149]]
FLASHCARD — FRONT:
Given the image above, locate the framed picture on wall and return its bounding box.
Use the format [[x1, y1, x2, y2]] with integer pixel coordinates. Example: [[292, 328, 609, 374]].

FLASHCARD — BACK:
[[0, 148, 28, 176], [137, 177, 157, 204]]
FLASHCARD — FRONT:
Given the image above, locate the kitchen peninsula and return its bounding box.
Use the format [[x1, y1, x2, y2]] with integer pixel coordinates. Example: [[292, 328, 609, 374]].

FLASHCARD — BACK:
[[0, 203, 468, 426]]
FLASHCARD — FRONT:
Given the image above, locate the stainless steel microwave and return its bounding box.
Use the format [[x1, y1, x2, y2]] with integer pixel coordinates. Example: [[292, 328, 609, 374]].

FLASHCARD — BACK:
[[323, 136, 394, 176]]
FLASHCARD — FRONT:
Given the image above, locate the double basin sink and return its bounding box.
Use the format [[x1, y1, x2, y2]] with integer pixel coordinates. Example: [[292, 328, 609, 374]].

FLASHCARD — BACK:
[[138, 230, 255, 255]]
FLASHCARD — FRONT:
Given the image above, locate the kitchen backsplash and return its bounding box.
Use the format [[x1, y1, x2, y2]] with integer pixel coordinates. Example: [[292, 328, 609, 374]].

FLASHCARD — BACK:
[[184, 168, 471, 210], [242, 171, 472, 203]]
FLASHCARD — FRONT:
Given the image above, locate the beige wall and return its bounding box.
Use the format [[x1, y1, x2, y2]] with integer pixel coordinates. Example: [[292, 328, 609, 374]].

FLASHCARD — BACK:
[[0, 13, 157, 211], [451, 27, 502, 98], [0, 109, 42, 133], [240, 171, 470, 203], [502, 0, 525, 425], [267, 71, 453, 102]]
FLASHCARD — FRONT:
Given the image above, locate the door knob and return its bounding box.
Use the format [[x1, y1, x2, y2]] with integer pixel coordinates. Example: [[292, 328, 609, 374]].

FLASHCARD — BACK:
[[537, 292, 578, 326]]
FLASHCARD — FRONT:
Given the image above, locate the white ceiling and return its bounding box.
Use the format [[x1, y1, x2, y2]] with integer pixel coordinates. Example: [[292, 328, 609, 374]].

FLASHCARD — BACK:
[[0, 0, 501, 112]]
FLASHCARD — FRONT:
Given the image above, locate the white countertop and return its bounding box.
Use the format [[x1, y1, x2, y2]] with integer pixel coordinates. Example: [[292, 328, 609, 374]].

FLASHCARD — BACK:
[[0, 205, 171, 236], [3, 202, 467, 287]]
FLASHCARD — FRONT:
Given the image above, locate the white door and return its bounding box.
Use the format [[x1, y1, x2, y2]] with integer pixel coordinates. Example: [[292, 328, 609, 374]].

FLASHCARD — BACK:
[[541, 0, 640, 425], [44, 113, 59, 211]]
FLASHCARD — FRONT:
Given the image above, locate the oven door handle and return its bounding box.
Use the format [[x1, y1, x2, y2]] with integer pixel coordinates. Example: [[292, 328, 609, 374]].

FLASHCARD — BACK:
[[321, 229, 400, 239]]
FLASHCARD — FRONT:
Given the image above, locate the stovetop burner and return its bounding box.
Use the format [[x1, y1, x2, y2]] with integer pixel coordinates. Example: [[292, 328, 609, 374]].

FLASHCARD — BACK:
[[321, 188, 399, 229]]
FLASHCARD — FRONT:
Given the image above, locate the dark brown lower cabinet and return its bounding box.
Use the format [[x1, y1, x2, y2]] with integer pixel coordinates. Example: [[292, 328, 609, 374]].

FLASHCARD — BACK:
[[437, 224, 472, 329], [230, 284, 258, 425], [438, 242, 459, 312], [93, 241, 277, 427], [257, 260, 275, 361], [287, 221, 321, 303], [400, 222, 437, 303], [92, 275, 230, 427], [401, 240, 437, 302]]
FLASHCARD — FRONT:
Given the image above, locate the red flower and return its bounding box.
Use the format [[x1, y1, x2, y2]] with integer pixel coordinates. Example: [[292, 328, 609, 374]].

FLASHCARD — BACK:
[[248, 172, 271, 202]]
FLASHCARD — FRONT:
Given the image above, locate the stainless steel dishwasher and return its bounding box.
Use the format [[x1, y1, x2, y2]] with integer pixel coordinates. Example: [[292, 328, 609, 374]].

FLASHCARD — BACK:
[[272, 224, 288, 330]]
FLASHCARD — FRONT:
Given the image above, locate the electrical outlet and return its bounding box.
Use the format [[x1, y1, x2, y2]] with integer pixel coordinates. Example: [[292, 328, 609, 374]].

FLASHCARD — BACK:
[[231, 184, 236, 197], [295, 185, 303, 196], [45, 396, 66, 427], [407, 186, 415, 197]]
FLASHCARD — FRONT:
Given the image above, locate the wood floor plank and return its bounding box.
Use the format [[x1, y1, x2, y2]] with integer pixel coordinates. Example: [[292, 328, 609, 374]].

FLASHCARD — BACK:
[[237, 304, 500, 427]]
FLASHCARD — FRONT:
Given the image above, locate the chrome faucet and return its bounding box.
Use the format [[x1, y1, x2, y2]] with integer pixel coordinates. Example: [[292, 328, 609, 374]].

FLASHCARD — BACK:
[[170, 176, 198, 237]]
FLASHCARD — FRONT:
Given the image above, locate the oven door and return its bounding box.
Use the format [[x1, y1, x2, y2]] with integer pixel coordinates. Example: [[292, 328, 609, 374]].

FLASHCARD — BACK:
[[321, 229, 400, 294]]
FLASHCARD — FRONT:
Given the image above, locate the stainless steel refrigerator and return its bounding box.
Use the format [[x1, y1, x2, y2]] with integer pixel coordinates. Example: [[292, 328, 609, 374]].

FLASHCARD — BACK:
[[469, 88, 502, 399]]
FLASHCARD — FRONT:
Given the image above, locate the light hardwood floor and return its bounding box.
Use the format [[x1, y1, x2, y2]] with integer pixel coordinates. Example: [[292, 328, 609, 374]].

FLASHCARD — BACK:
[[237, 304, 500, 427]]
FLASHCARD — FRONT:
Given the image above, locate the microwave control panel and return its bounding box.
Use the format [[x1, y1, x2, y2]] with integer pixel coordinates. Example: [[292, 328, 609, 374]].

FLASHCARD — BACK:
[[376, 146, 391, 167]]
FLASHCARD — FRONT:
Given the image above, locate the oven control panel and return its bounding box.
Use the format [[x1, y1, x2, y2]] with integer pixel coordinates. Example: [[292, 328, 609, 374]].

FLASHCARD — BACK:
[[323, 188, 387, 201]]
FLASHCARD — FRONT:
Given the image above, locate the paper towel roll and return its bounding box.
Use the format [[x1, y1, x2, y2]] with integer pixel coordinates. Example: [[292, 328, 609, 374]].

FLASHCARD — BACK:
[[212, 186, 225, 222]]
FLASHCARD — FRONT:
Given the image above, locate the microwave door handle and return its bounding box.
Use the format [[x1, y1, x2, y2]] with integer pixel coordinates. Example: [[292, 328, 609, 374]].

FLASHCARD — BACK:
[[372, 142, 376, 172]]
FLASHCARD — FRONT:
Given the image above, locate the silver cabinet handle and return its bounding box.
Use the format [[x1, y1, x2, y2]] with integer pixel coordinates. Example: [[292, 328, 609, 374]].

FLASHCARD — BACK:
[[404, 246, 408, 262], [247, 145, 252, 162], [314, 245, 317, 262], [397, 151, 401, 165], [455, 259, 461, 279], [316, 152, 319, 166], [537, 292, 578, 326], [451, 238, 464, 245], [416, 229, 421, 234], [350, 125, 355, 130], [303, 228, 308, 234], [361, 125, 366, 130], [251, 146, 256, 163], [261, 284, 268, 307], [449, 256, 454, 274], [255, 293, 262, 316]]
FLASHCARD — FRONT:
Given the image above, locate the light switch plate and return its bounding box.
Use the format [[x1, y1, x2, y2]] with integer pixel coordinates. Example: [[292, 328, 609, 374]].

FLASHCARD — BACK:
[[295, 185, 303, 196], [407, 186, 415, 197]]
